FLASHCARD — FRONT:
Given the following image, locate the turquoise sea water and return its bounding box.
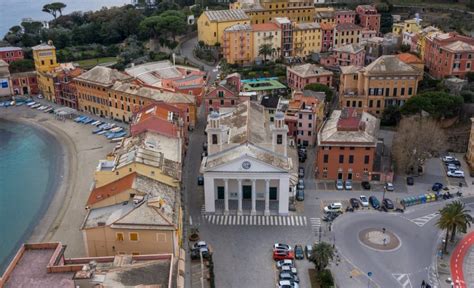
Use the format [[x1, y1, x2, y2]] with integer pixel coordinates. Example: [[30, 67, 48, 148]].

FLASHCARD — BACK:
[[0, 119, 61, 273]]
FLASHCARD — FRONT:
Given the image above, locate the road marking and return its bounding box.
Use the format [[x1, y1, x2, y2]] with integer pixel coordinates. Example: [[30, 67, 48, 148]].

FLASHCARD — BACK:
[[204, 215, 309, 226], [392, 274, 412, 288], [410, 212, 440, 227], [310, 218, 322, 243]]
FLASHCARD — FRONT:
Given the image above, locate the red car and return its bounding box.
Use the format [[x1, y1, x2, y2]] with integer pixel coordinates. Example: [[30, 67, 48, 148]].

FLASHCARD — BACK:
[[273, 250, 295, 261]]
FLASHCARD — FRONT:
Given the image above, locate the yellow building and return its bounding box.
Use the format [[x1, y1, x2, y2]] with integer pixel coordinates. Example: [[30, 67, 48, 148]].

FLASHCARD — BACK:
[[339, 55, 423, 116], [197, 10, 250, 46], [235, 0, 315, 25], [94, 131, 183, 188], [467, 118, 474, 170], [392, 19, 422, 35], [222, 24, 254, 65], [252, 23, 282, 62], [333, 23, 362, 48], [32, 43, 59, 102], [293, 22, 322, 58], [416, 26, 440, 60], [82, 173, 182, 257]]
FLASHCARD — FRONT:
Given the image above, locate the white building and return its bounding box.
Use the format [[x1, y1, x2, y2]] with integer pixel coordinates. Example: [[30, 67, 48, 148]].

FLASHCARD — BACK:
[[200, 101, 298, 216]]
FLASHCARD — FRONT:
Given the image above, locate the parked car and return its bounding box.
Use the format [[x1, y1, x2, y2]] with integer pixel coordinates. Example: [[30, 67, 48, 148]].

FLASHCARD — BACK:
[[294, 245, 304, 260], [359, 195, 369, 207], [324, 202, 343, 213], [323, 212, 340, 222], [385, 182, 394, 191], [442, 156, 457, 163], [278, 280, 299, 288], [361, 181, 371, 190], [298, 167, 305, 178], [191, 247, 210, 260], [297, 179, 304, 190], [296, 189, 304, 201], [335, 180, 344, 190], [276, 259, 293, 268], [298, 155, 306, 163], [382, 198, 394, 209], [305, 245, 313, 259], [350, 198, 360, 209], [432, 182, 443, 192], [447, 170, 464, 178], [369, 196, 380, 209], [197, 176, 204, 186], [280, 265, 297, 274], [446, 160, 461, 166], [406, 177, 414, 186], [274, 243, 292, 251], [192, 241, 208, 251], [344, 180, 352, 190], [273, 250, 295, 261], [280, 272, 300, 283], [447, 164, 458, 171]]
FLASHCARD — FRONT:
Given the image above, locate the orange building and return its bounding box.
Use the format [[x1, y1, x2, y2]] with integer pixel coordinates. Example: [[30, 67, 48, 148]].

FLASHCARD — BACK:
[[223, 24, 254, 65], [74, 66, 132, 118], [316, 108, 379, 181]]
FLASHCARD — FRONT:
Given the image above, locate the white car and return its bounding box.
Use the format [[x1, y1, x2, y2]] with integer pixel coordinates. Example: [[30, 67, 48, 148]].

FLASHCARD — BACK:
[[335, 180, 344, 190], [280, 265, 297, 274], [324, 202, 342, 213], [345, 180, 352, 190], [447, 164, 458, 171], [359, 195, 369, 207], [385, 182, 394, 192], [279, 280, 299, 288], [276, 259, 293, 268], [274, 243, 292, 251], [442, 156, 457, 162], [447, 170, 464, 178]]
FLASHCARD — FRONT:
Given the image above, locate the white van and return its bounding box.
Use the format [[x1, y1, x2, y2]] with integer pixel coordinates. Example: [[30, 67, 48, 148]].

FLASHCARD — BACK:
[[324, 202, 342, 213]]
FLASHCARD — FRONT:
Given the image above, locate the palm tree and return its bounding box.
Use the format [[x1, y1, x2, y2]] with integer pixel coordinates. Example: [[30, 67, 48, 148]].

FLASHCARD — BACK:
[[437, 201, 472, 253], [309, 242, 334, 272], [258, 43, 273, 63]]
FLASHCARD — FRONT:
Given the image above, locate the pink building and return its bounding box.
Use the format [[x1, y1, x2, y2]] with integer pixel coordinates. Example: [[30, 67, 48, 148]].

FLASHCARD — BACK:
[[286, 90, 326, 147], [335, 10, 356, 24], [361, 29, 377, 43], [11, 71, 39, 96], [0, 47, 24, 64], [356, 5, 381, 33], [333, 43, 366, 66], [321, 23, 335, 52], [204, 73, 249, 114], [424, 32, 474, 79], [287, 63, 333, 90]]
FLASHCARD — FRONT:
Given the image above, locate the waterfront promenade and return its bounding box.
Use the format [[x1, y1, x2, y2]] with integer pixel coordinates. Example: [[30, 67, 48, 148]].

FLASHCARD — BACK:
[[0, 106, 115, 257]]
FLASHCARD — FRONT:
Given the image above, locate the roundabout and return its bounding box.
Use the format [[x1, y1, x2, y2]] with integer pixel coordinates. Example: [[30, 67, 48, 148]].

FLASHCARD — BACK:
[[332, 209, 442, 288]]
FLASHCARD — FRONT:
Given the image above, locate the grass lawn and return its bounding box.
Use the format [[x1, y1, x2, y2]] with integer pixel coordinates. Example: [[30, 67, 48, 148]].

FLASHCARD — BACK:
[[76, 57, 117, 69]]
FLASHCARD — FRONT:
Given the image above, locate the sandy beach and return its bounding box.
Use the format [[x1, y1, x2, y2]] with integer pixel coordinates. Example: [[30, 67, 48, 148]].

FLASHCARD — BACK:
[[0, 106, 115, 257]]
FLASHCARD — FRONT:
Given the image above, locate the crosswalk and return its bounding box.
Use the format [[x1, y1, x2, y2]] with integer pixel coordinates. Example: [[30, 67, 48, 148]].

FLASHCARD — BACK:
[[310, 218, 322, 243], [392, 273, 412, 288], [410, 212, 440, 227], [203, 214, 308, 226]]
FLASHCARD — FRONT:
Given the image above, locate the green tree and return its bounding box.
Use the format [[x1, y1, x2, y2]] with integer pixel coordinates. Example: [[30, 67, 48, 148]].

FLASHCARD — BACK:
[[8, 59, 34, 73], [139, 10, 186, 46], [401, 91, 464, 119], [42, 2, 67, 19], [437, 201, 472, 253], [466, 71, 474, 83], [309, 242, 334, 272], [381, 105, 401, 126], [304, 83, 334, 102], [258, 43, 273, 62]]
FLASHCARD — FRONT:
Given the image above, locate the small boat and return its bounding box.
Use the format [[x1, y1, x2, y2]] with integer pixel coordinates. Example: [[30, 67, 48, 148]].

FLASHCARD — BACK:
[[44, 107, 53, 113], [96, 130, 107, 135], [110, 137, 124, 143], [98, 123, 110, 129], [74, 115, 86, 122], [110, 127, 123, 133], [102, 124, 113, 130], [79, 117, 91, 123], [37, 105, 47, 110], [10, 101, 15, 106], [92, 127, 103, 134], [16, 102, 24, 106], [26, 101, 36, 106], [105, 131, 116, 138], [91, 120, 101, 126], [114, 131, 127, 138], [31, 103, 41, 109], [83, 118, 95, 124]]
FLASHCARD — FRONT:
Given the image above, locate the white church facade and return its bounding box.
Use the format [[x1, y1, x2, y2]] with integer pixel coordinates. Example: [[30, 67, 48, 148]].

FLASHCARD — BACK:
[[200, 101, 298, 215]]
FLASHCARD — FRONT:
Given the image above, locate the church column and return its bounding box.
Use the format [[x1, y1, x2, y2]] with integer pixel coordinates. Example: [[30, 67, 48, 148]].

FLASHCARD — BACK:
[[224, 178, 229, 215], [237, 179, 243, 215], [265, 179, 270, 216], [251, 179, 256, 215]]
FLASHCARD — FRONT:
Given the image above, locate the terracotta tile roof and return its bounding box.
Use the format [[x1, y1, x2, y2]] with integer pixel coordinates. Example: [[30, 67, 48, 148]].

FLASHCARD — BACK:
[[252, 23, 279, 31], [395, 53, 423, 64], [320, 23, 335, 30], [87, 173, 137, 206]]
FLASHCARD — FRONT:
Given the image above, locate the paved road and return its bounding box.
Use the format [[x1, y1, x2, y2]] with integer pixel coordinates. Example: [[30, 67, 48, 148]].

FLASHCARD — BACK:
[[451, 231, 474, 288]]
